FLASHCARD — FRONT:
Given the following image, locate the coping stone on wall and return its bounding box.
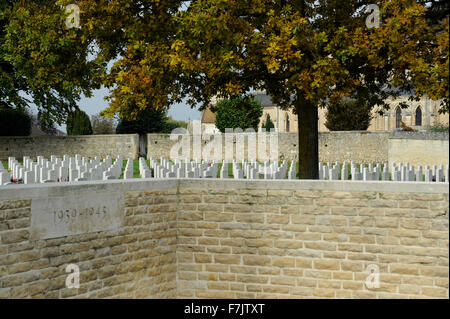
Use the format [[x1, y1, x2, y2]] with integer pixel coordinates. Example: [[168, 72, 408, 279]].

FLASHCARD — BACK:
[[390, 131, 449, 140], [1, 178, 448, 203], [0, 178, 177, 201]]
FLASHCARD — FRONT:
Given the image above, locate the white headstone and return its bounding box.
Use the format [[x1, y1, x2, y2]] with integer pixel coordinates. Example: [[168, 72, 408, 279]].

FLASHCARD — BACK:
[[425, 169, 433, 182], [24, 171, 35, 184], [0, 172, 10, 185]]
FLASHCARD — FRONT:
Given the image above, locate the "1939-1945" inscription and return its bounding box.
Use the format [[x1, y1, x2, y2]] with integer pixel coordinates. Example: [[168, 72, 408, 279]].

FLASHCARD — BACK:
[[31, 192, 124, 240], [53, 206, 108, 225]]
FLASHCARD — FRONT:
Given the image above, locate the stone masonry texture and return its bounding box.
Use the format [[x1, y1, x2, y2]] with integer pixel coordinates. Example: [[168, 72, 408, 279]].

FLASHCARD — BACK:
[[1, 132, 448, 167], [0, 179, 448, 299], [147, 132, 392, 163], [0, 135, 139, 161]]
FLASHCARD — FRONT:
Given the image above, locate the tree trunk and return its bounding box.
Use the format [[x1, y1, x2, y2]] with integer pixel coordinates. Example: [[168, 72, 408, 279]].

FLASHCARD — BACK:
[[296, 97, 319, 179]]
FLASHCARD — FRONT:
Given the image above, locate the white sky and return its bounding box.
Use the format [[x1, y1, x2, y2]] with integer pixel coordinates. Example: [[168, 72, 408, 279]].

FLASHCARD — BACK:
[[28, 86, 201, 133]]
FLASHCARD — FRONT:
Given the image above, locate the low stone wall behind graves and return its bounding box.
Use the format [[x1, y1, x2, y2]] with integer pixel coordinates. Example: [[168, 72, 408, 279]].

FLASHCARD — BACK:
[[2, 131, 447, 165], [147, 131, 391, 163], [388, 132, 449, 168], [0, 135, 139, 161], [0, 179, 448, 299]]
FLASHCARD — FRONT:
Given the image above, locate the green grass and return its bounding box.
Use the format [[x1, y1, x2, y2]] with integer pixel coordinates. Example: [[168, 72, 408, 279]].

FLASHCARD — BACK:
[[120, 159, 150, 178], [0, 160, 23, 172], [216, 162, 234, 178]]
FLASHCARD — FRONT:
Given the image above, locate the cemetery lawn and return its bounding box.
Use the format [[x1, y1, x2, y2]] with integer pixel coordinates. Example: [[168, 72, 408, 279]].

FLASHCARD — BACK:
[[120, 160, 150, 178]]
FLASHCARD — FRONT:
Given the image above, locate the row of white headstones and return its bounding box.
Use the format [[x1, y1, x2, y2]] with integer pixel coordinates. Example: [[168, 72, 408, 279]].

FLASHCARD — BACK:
[[144, 158, 449, 182], [0, 155, 449, 185], [0, 155, 124, 185]]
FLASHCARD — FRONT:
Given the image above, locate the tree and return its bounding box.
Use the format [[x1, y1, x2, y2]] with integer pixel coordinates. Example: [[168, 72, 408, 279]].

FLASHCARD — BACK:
[[116, 107, 170, 134], [91, 114, 116, 135], [261, 114, 275, 131], [67, 110, 93, 135], [69, 1, 447, 179], [34, 113, 58, 136], [165, 0, 448, 178], [0, 105, 31, 136], [325, 99, 373, 131], [0, 1, 104, 125], [214, 96, 262, 133], [351, 1, 449, 114], [79, 0, 185, 121], [165, 116, 188, 133]]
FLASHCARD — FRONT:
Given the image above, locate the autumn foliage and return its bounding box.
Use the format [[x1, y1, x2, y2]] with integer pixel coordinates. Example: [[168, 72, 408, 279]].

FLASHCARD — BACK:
[[1, 1, 448, 178]]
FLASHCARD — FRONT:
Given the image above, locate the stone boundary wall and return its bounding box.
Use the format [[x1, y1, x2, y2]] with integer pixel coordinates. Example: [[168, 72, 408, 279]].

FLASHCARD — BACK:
[[391, 131, 449, 140], [2, 131, 447, 165], [0, 179, 448, 299], [388, 132, 449, 168], [175, 179, 448, 299], [147, 131, 391, 163], [318, 131, 390, 163], [0, 180, 178, 298], [0, 135, 139, 161]]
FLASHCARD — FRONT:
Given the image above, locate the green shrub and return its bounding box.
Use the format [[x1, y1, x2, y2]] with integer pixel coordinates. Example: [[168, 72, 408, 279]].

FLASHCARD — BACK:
[[0, 107, 31, 136], [428, 124, 449, 132], [215, 95, 263, 133], [66, 110, 93, 135], [116, 107, 169, 134], [324, 99, 373, 131], [261, 114, 275, 131]]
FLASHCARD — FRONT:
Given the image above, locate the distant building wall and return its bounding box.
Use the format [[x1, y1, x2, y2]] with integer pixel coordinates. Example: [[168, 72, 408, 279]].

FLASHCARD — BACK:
[[209, 94, 449, 133]]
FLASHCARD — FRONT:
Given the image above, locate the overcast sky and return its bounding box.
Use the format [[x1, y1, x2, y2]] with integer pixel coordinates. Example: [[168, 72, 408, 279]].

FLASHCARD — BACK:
[[76, 86, 201, 121], [29, 86, 201, 133]]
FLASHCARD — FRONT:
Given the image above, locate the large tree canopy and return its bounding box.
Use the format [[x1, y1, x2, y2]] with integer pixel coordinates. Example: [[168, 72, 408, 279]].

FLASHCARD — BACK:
[[0, 0, 104, 125], [78, 0, 185, 120], [76, 0, 447, 178], [168, 0, 448, 177], [2, 1, 448, 178]]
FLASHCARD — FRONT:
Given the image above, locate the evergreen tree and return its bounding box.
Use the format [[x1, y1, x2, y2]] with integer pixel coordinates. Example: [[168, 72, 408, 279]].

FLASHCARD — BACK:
[[324, 99, 373, 131], [66, 110, 93, 135], [115, 107, 173, 134], [215, 96, 263, 133], [0, 105, 31, 136], [261, 114, 275, 131]]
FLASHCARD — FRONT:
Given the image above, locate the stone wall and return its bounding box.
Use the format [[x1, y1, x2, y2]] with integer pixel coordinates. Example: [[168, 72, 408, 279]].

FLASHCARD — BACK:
[[0, 180, 177, 298], [0, 179, 448, 299], [318, 131, 390, 163], [2, 131, 446, 166], [388, 132, 449, 167], [176, 180, 448, 299], [147, 131, 391, 163], [0, 134, 139, 161]]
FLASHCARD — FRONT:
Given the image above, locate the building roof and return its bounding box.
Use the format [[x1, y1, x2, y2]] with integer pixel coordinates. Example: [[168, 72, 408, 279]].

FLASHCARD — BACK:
[[201, 107, 216, 124], [253, 92, 296, 106], [253, 93, 276, 107]]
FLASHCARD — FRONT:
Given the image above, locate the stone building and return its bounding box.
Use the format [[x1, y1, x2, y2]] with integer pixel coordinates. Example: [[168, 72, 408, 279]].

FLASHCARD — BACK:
[[201, 91, 449, 132]]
